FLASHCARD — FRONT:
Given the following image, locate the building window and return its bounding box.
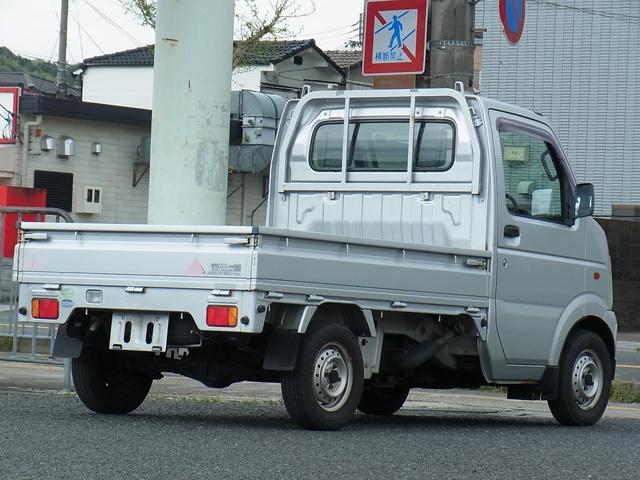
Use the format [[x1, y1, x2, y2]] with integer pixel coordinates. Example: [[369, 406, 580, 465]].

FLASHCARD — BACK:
[[34, 170, 73, 212]]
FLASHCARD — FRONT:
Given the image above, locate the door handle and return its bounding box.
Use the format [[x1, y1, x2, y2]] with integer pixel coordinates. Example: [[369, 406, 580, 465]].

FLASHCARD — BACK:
[[504, 225, 520, 238]]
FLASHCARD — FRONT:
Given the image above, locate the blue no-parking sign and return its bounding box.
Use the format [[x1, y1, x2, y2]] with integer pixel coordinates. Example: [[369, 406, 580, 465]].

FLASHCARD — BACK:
[[499, 0, 526, 44]]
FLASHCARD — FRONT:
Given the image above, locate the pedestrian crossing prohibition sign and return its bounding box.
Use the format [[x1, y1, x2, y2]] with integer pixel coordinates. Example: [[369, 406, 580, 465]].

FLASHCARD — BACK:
[[362, 0, 428, 76]]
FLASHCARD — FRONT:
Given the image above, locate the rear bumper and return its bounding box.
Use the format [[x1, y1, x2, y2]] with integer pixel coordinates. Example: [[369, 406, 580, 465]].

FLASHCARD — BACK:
[[18, 283, 269, 334]]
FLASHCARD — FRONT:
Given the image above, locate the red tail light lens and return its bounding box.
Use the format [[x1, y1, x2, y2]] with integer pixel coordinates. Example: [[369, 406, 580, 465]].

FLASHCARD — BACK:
[[206, 305, 238, 327], [31, 298, 59, 319]]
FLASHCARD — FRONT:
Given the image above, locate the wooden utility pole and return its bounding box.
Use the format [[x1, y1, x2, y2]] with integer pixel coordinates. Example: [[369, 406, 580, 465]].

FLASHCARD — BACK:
[[428, 0, 475, 89], [56, 0, 69, 97]]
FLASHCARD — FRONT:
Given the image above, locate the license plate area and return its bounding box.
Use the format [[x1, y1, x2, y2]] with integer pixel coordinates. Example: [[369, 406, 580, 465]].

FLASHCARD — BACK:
[[109, 312, 169, 352]]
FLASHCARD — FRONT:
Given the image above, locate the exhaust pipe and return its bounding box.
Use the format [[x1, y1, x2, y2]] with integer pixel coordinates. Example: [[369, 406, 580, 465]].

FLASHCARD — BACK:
[[392, 329, 457, 372]]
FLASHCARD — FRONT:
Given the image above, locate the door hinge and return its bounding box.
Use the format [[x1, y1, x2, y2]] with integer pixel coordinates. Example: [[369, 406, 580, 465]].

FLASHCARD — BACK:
[[469, 107, 483, 127], [466, 258, 487, 269], [23, 232, 48, 241]]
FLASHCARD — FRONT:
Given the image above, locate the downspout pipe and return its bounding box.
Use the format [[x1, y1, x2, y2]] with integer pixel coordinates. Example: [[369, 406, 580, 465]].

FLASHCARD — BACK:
[[21, 115, 43, 187]]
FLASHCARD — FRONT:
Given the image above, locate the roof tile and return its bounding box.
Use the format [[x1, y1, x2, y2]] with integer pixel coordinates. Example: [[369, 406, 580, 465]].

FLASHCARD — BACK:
[[83, 40, 319, 67]]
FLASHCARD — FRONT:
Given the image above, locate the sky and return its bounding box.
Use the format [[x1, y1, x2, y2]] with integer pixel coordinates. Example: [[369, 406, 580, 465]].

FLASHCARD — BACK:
[[1, 0, 365, 63]]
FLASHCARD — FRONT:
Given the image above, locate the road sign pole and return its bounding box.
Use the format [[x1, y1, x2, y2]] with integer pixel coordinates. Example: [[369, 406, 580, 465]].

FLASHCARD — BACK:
[[428, 0, 475, 89]]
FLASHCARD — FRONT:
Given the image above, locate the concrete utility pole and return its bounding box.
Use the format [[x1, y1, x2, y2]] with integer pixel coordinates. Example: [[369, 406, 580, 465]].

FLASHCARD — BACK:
[[428, 0, 475, 89], [147, 0, 235, 225], [56, 0, 69, 97]]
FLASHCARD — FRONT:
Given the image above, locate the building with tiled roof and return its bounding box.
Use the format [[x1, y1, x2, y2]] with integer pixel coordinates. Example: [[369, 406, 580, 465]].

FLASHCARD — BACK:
[[325, 50, 372, 90], [80, 40, 346, 108]]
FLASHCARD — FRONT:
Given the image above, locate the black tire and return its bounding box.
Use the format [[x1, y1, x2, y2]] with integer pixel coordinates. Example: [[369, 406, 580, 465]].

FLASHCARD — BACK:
[[358, 386, 410, 416], [548, 330, 612, 426], [72, 347, 152, 414], [281, 322, 364, 430]]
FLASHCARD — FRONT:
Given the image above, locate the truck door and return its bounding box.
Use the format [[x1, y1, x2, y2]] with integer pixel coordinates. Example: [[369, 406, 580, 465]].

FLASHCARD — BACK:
[[490, 110, 586, 365]]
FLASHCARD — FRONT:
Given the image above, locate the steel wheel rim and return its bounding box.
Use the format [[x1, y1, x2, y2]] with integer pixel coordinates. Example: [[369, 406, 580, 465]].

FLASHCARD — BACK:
[[572, 349, 603, 410], [313, 342, 353, 412]]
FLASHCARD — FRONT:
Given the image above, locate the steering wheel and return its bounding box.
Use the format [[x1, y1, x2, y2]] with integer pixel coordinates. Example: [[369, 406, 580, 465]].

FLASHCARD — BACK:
[[505, 193, 519, 213]]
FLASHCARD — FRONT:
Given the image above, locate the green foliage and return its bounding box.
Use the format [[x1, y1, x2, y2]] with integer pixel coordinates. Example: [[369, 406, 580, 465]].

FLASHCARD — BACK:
[[610, 381, 640, 403], [0, 47, 58, 82], [0, 336, 13, 352]]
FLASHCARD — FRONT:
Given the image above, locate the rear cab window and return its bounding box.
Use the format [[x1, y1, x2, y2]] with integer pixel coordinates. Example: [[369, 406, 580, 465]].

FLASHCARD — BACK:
[[310, 120, 455, 173]]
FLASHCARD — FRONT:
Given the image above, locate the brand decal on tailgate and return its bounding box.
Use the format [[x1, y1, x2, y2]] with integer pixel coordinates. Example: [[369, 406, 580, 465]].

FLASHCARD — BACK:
[[208, 263, 242, 276]]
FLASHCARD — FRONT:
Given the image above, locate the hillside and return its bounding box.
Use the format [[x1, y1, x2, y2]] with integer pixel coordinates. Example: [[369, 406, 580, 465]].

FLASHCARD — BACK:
[[0, 47, 58, 81]]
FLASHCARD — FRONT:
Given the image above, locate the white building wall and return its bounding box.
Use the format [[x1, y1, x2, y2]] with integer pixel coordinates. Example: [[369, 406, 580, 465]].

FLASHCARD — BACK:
[[17, 115, 267, 226], [82, 64, 276, 109], [82, 66, 155, 109], [226, 172, 268, 226], [20, 115, 151, 223], [232, 66, 273, 91]]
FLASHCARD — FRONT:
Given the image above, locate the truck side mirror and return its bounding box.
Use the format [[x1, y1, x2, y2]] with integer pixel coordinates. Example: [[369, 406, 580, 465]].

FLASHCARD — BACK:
[[574, 183, 595, 219]]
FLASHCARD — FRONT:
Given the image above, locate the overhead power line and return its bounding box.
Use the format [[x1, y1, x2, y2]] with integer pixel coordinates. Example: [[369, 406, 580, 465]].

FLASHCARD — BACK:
[[313, 26, 360, 42], [69, 9, 106, 55], [528, 0, 640, 25], [304, 22, 359, 38], [84, 0, 143, 46], [75, 1, 85, 60]]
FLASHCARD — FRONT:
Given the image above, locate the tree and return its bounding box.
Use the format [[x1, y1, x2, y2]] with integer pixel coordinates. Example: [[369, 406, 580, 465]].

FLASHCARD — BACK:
[[119, 0, 315, 68]]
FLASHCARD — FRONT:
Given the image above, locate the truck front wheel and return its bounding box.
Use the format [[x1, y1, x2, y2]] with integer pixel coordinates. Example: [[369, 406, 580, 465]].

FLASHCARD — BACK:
[[358, 386, 410, 416], [72, 347, 152, 414], [281, 322, 364, 430], [547, 330, 612, 426]]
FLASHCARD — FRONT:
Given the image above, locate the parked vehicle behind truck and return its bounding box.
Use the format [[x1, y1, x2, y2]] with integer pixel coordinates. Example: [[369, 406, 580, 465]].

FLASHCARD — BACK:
[[14, 88, 616, 430]]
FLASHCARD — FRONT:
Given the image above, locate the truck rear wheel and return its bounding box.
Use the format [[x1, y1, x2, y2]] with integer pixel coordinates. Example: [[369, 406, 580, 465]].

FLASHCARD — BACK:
[[281, 322, 364, 430], [547, 330, 612, 426], [72, 347, 152, 414], [358, 386, 410, 416]]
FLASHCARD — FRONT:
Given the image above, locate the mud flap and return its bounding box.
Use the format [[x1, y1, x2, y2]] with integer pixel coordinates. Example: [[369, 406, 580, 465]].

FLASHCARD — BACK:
[[507, 366, 559, 401], [263, 329, 301, 371], [52, 323, 86, 358]]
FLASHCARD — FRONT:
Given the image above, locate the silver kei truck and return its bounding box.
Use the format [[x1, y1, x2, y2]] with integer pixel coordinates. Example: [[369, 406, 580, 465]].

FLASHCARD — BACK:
[[14, 88, 616, 430]]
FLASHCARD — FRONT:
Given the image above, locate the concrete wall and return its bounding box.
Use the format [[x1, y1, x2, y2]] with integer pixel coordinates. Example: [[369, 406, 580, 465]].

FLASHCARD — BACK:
[[597, 219, 640, 332]]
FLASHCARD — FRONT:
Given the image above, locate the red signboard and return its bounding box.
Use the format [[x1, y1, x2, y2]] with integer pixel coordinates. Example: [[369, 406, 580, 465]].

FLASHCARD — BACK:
[[362, 0, 428, 76], [499, 0, 526, 44], [0, 187, 47, 258]]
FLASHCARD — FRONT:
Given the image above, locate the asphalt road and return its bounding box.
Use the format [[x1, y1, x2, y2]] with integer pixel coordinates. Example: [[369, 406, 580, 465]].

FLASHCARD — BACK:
[[1, 383, 640, 480]]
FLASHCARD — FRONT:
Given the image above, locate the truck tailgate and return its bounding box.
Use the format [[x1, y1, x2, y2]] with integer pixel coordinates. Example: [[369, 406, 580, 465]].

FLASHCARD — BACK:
[[16, 223, 257, 289]]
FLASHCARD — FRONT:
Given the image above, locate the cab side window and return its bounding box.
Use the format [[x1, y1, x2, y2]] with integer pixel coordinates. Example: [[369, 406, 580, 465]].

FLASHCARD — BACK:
[[498, 130, 565, 222]]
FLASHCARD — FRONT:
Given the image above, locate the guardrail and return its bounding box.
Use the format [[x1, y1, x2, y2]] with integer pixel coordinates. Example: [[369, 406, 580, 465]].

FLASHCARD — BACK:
[[0, 207, 73, 390]]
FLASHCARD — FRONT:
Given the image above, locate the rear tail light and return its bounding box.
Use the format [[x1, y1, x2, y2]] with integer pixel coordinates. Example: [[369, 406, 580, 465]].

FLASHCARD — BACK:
[[206, 305, 238, 327], [31, 298, 59, 319]]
